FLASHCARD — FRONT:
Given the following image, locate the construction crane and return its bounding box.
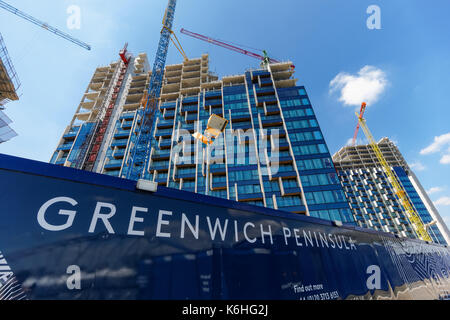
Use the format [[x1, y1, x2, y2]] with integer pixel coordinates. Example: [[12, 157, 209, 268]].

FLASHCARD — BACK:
[[352, 102, 367, 146], [180, 28, 294, 70], [356, 106, 432, 242], [124, 0, 179, 181], [0, 0, 91, 50]]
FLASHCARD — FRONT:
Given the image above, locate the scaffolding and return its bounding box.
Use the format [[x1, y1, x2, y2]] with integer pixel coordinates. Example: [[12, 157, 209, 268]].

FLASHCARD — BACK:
[[0, 32, 20, 106]]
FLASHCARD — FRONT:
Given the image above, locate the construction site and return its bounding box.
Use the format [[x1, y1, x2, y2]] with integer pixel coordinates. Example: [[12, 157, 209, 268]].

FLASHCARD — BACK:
[[0, 0, 449, 301]]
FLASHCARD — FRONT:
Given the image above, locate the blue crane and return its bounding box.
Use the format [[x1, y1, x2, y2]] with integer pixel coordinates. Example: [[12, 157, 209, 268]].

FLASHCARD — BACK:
[[125, 0, 177, 180], [0, 0, 91, 50]]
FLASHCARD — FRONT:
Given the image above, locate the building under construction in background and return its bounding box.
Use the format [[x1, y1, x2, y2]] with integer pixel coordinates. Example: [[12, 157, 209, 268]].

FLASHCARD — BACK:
[[1, 0, 449, 301], [0, 32, 19, 143], [49, 50, 353, 223], [333, 138, 449, 245]]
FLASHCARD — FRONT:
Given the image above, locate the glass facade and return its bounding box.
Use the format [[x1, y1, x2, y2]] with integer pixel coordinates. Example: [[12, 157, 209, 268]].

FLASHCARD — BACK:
[[337, 166, 447, 244], [51, 55, 353, 223]]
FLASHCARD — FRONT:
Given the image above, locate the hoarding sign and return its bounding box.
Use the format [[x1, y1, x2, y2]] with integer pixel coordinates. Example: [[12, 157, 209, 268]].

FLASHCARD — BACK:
[[0, 154, 449, 300]]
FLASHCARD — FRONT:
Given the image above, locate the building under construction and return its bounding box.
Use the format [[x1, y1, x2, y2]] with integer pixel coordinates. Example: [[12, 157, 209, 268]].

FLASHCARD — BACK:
[[0, 32, 19, 143], [333, 138, 449, 244], [50, 50, 353, 223]]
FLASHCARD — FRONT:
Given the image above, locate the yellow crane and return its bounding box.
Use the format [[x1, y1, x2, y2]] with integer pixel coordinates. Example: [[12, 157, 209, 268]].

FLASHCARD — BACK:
[[355, 107, 432, 242]]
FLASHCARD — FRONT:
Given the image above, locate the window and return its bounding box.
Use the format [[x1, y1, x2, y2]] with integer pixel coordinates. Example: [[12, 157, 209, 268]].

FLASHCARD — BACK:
[[229, 170, 259, 181], [277, 196, 302, 207], [305, 191, 344, 205], [283, 179, 299, 189], [264, 180, 280, 192], [238, 184, 261, 194], [313, 131, 323, 140]]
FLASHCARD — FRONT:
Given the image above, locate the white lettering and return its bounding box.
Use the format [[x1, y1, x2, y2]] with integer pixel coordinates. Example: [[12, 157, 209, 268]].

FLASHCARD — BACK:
[[181, 214, 199, 239], [128, 206, 147, 236], [156, 210, 172, 238], [207, 217, 228, 241], [88, 202, 116, 234], [243, 222, 256, 243], [37, 197, 77, 232], [294, 229, 302, 246], [283, 227, 291, 245], [260, 224, 273, 244]]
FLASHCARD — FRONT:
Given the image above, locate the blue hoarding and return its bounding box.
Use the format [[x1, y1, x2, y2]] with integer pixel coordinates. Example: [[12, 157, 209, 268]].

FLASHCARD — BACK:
[[0, 153, 449, 300]]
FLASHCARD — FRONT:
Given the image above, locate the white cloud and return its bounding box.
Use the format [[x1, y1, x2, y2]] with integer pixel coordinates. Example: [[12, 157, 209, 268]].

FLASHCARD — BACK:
[[420, 133, 450, 166], [427, 187, 444, 195], [440, 154, 450, 164], [329, 66, 388, 107], [409, 162, 426, 171], [420, 133, 450, 155], [434, 197, 450, 206]]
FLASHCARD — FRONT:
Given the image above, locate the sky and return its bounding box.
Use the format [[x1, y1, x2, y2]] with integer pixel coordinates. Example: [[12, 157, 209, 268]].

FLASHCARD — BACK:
[[0, 0, 449, 227]]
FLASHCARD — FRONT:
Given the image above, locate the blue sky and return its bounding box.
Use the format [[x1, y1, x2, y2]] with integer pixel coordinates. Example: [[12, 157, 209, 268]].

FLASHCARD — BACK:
[[0, 0, 449, 226]]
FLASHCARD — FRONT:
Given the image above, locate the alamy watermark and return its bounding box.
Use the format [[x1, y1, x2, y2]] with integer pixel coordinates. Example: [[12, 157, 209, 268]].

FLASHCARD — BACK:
[[67, 5, 81, 30], [167, 125, 281, 175], [367, 5, 381, 30]]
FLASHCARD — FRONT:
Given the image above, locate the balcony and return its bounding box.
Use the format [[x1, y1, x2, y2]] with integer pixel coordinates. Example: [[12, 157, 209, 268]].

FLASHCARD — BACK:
[[259, 77, 273, 87], [261, 116, 283, 127], [271, 169, 297, 180], [255, 86, 275, 96], [185, 114, 198, 123], [159, 139, 172, 149], [55, 158, 68, 165], [111, 139, 128, 148], [112, 149, 125, 159], [231, 113, 251, 122], [181, 104, 198, 113], [114, 130, 130, 139], [57, 143, 73, 151], [204, 99, 222, 109], [163, 110, 175, 120], [264, 104, 280, 116], [120, 113, 135, 120], [157, 119, 174, 129], [211, 179, 227, 191], [160, 102, 177, 110], [205, 91, 221, 99], [210, 164, 226, 174], [63, 128, 79, 140], [104, 159, 123, 170], [152, 150, 171, 160], [155, 128, 173, 138], [175, 168, 197, 180], [277, 205, 306, 214], [150, 161, 170, 172], [238, 193, 264, 202], [122, 120, 133, 129], [282, 187, 302, 196], [255, 95, 277, 107]]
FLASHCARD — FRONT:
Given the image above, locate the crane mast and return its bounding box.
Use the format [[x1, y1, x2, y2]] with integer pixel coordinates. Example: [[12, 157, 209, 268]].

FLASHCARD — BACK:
[[352, 102, 366, 146], [356, 111, 432, 242], [0, 0, 91, 50], [125, 0, 177, 181]]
